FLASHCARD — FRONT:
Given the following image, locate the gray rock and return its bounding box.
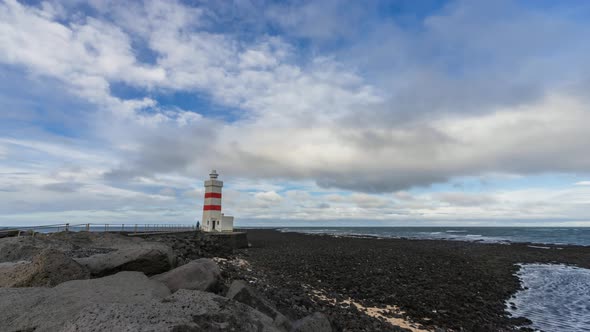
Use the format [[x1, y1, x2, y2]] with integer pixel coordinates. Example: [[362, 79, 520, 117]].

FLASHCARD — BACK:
[[0, 230, 19, 239], [0, 232, 177, 280], [75, 243, 176, 276], [0, 271, 170, 332], [0, 249, 89, 287], [0, 231, 169, 262], [227, 279, 292, 330], [151, 258, 220, 292], [0, 236, 49, 262], [63, 289, 283, 332], [291, 312, 332, 332]]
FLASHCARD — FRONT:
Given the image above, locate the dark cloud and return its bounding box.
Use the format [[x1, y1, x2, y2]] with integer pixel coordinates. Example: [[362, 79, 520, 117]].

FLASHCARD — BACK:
[[0, 186, 18, 192], [335, 0, 590, 126], [317, 202, 330, 209], [315, 171, 449, 193], [103, 115, 218, 182]]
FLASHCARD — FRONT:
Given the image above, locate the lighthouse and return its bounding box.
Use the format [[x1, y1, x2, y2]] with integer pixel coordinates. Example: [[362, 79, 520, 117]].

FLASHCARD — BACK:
[[201, 170, 233, 232]]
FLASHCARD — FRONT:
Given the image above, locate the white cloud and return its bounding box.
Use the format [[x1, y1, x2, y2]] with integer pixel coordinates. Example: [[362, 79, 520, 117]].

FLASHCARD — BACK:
[[1, 0, 590, 225], [350, 193, 390, 209], [434, 192, 498, 207], [0, 138, 108, 165], [0, 0, 162, 115], [254, 191, 283, 203]]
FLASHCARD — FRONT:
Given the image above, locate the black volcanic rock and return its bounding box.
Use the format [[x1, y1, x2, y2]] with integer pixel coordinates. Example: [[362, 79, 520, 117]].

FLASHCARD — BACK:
[[222, 229, 590, 332]]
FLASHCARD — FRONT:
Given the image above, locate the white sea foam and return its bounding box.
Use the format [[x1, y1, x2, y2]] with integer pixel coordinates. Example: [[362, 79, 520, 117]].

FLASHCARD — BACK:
[[527, 245, 551, 250], [507, 264, 590, 332], [277, 227, 590, 246]]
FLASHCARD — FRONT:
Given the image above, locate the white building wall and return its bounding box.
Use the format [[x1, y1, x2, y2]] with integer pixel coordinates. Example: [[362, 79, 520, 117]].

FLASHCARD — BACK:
[[220, 216, 234, 232]]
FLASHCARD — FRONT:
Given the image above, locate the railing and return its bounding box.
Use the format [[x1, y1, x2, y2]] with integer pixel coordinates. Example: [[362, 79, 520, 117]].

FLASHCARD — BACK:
[[0, 223, 197, 237]]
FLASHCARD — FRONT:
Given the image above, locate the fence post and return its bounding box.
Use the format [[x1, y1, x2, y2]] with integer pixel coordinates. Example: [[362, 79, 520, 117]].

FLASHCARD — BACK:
[[122, 224, 124, 232], [65, 223, 70, 232], [86, 224, 90, 232]]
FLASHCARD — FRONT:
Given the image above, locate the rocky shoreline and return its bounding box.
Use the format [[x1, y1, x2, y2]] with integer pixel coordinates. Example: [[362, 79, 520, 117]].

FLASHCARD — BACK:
[[224, 229, 590, 332], [0, 231, 330, 332], [1, 229, 588, 331]]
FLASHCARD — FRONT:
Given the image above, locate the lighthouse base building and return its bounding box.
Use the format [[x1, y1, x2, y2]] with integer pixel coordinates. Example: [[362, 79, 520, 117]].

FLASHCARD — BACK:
[[201, 170, 234, 232]]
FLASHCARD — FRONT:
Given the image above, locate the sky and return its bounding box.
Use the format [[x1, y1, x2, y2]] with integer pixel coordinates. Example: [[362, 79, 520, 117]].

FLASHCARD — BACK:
[[1, 0, 590, 227]]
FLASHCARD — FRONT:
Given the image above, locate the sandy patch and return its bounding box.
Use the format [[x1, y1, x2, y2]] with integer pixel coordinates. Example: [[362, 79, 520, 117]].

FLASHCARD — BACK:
[[305, 286, 430, 332], [213, 257, 251, 269]]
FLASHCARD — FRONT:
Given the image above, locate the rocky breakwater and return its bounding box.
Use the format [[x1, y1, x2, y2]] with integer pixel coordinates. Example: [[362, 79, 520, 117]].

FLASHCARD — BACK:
[[0, 231, 332, 332], [0, 231, 175, 281]]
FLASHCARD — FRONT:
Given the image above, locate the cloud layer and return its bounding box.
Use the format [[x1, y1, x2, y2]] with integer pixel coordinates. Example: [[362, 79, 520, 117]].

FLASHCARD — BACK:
[[0, 0, 589, 225]]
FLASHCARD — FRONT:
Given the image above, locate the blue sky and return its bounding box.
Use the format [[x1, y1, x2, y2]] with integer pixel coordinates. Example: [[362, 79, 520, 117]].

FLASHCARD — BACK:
[[1, 0, 590, 226]]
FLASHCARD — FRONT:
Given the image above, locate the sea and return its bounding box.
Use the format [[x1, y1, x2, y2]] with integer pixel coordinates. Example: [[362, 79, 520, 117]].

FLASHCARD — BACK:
[[277, 227, 590, 332], [507, 264, 590, 332], [276, 226, 590, 246]]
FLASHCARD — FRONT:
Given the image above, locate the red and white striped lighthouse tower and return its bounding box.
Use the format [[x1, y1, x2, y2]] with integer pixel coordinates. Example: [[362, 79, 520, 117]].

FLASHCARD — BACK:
[[202, 170, 223, 231]]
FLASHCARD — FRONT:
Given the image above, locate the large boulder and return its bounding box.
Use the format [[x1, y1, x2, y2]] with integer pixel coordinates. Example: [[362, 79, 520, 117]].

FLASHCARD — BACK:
[[152, 258, 220, 292], [0, 271, 171, 332], [0, 249, 89, 287], [0, 232, 177, 279], [75, 243, 176, 276], [291, 312, 332, 332], [62, 289, 284, 332], [227, 280, 292, 330]]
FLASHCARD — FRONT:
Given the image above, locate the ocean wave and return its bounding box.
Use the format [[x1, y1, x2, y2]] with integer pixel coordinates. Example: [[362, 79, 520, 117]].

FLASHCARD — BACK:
[[275, 227, 589, 246]]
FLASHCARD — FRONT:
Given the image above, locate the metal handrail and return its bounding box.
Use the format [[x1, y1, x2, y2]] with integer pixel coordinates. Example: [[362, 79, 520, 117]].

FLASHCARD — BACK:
[[0, 223, 197, 236]]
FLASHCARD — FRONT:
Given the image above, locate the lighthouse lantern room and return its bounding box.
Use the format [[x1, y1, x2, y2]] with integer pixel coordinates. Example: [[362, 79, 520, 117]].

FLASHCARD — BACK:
[[201, 170, 234, 232]]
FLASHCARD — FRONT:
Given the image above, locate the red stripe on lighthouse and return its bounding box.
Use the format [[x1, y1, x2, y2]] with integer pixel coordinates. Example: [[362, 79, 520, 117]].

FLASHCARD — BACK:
[[204, 193, 222, 198], [203, 205, 222, 211]]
